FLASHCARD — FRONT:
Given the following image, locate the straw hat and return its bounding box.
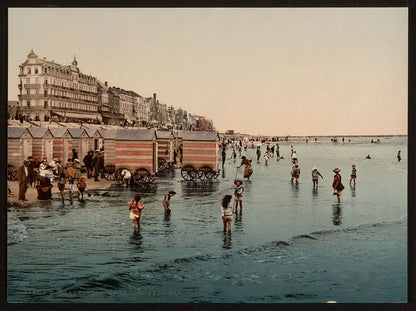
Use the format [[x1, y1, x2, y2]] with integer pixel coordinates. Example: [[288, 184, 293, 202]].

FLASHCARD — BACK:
[[333, 168, 341, 173], [79, 176, 87, 181], [313, 166, 317, 170], [74, 159, 80, 163]]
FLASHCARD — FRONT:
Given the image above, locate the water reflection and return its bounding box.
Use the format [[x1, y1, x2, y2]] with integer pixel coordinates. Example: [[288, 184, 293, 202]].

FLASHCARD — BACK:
[[350, 185, 356, 197], [130, 183, 158, 195], [181, 181, 219, 196], [332, 203, 342, 225], [129, 230, 143, 251], [291, 183, 299, 198], [234, 211, 243, 232], [312, 187, 319, 199], [222, 232, 232, 249], [164, 212, 171, 225]]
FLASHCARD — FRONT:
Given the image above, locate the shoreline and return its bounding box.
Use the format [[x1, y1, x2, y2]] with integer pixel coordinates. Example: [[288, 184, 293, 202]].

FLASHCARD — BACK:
[[7, 178, 116, 208]]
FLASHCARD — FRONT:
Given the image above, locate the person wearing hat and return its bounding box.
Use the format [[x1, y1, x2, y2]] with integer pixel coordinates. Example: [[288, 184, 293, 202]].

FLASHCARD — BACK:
[[311, 166, 323, 188], [17, 160, 30, 201], [238, 156, 253, 181], [332, 168, 345, 203], [77, 176, 87, 201]]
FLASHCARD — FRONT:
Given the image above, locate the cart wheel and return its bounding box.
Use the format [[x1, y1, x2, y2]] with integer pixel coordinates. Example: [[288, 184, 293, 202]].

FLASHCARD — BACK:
[[213, 170, 220, 179], [133, 168, 151, 184], [104, 165, 116, 181], [143, 174, 155, 183], [181, 165, 196, 180], [198, 166, 213, 181], [8, 164, 17, 181]]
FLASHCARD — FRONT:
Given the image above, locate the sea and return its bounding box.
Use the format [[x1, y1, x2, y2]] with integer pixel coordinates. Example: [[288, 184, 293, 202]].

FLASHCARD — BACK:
[[7, 136, 407, 303]]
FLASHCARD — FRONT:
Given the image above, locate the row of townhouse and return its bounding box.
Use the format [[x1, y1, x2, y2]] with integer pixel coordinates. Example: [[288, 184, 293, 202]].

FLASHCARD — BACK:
[[14, 49, 213, 130]]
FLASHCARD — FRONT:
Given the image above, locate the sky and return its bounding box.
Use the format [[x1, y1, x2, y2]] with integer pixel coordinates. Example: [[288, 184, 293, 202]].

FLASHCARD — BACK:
[[8, 8, 408, 136]]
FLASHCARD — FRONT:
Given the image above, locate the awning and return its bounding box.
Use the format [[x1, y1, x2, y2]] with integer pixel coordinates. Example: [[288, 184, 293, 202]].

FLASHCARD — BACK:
[[51, 111, 98, 120]]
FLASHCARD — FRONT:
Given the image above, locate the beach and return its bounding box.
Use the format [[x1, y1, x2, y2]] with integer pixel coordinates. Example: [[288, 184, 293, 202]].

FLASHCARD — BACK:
[[7, 137, 407, 303]]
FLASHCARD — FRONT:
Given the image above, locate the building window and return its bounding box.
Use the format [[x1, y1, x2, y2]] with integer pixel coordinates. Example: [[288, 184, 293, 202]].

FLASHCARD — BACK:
[[36, 89, 39, 95], [28, 68, 31, 74], [44, 101, 48, 108], [44, 68, 47, 73], [26, 78, 30, 84], [35, 68, 38, 74], [35, 77, 39, 84], [27, 101, 30, 108]]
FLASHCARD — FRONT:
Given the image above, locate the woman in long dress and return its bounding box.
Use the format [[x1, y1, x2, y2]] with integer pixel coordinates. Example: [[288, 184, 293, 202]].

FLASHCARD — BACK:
[[238, 156, 253, 181]]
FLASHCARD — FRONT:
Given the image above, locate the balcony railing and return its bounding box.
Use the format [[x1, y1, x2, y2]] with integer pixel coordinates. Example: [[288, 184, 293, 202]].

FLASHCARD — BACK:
[[24, 84, 41, 89]]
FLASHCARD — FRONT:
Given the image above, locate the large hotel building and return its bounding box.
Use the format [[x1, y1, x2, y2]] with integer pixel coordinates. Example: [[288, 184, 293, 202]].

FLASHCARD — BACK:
[[17, 49, 101, 122]]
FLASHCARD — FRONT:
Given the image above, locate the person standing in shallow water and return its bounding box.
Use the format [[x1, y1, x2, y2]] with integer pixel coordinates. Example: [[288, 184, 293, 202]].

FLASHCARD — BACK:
[[332, 168, 345, 203], [291, 164, 300, 184], [221, 195, 233, 233], [397, 150, 401, 162], [162, 191, 176, 214], [234, 179, 244, 212], [128, 194, 145, 230], [350, 165, 357, 186], [256, 146, 261, 163], [311, 166, 323, 188], [238, 156, 253, 181], [221, 148, 226, 168]]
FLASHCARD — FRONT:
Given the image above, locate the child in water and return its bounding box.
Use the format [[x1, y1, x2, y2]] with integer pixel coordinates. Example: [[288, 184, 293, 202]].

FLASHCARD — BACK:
[[234, 179, 244, 212], [128, 193, 145, 230], [57, 172, 66, 202], [291, 164, 300, 184], [350, 165, 357, 186], [264, 152, 269, 165], [162, 191, 176, 214], [221, 195, 233, 233], [311, 166, 323, 188], [77, 176, 87, 201], [332, 168, 345, 203]]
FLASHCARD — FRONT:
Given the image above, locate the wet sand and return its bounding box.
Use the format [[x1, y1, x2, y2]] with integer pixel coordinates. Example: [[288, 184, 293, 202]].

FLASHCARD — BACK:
[[8, 178, 116, 207]]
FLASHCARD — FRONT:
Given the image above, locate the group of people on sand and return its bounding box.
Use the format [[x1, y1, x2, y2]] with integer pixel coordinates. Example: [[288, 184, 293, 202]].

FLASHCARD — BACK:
[[17, 150, 102, 204]]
